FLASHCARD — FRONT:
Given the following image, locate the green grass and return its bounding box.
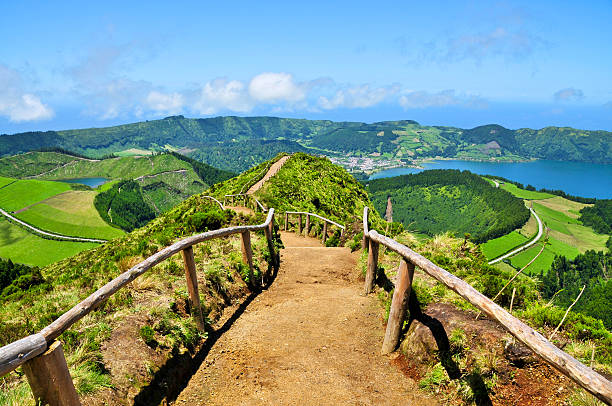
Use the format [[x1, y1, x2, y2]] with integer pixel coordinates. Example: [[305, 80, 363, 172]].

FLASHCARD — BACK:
[[38, 154, 192, 181], [0, 177, 16, 189], [14, 191, 124, 240], [480, 231, 528, 259], [0, 218, 97, 267], [498, 182, 554, 200], [0, 179, 71, 211], [509, 238, 580, 275]]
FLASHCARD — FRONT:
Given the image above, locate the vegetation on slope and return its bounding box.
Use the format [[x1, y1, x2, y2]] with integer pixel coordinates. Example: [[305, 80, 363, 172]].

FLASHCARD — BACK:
[[369, 231, 612, 402], [1, 117, 611, 174], [210, 153, 392, 239], [94, 180, 156, 232], [540, 251, 612, 329], [579, 199, 612, 249], [367, 170, 530, 243], [0, 194, 281, 404]]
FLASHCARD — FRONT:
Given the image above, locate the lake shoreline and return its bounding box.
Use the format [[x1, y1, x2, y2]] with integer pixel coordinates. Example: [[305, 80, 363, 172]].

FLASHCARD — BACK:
[[368, 159, 612, 199]]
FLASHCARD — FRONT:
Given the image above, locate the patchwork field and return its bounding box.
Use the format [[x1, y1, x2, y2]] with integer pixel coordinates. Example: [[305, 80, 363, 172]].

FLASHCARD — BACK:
[[483, 184, 609, 275], [0, 218, 98, 267], [0, 178, 71, 212], [13, 191, 124, 240]]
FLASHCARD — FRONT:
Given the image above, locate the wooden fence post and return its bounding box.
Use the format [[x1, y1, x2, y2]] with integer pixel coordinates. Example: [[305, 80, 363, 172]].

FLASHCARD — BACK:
[[381, 258, 415, 354], [284, 213, 288, 231], [22, 341, 80, 406], [298, 214, 303, 234], [181, 246, 205, 331], [364, 239, 379, 294], [362, 207, 369, 251], [264, 214, 276, 269], [240, 231, 255, 285], [322, 221, 328, 244], [305, 215, 310, 236]]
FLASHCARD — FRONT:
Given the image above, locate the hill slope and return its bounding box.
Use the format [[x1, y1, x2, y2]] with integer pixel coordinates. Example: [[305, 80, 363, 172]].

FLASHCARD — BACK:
[[1, 116, 611, 172], [366, 170, 530, 243]]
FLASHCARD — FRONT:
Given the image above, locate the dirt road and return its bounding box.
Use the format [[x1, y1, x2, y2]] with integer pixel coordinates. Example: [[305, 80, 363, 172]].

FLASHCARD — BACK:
[[174, 231, 434, 405]]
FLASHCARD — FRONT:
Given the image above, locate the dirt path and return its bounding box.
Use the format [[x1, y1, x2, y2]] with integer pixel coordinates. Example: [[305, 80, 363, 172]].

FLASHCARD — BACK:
[[246, 155, 290, 195], [174, 232, 434, 405]]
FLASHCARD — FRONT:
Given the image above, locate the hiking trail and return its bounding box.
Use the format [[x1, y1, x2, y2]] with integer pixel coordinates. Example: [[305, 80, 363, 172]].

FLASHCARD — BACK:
[[175, 231, 434, 405]]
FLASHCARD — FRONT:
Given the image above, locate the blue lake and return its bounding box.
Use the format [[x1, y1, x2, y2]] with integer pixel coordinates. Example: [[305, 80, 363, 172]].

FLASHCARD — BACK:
[[369, 160, 612, 199], [61, 177, 110, 188]]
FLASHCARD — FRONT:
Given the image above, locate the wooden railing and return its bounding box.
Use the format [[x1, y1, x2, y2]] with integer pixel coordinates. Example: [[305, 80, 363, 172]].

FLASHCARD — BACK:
[[201, 195, 225, 210], [224, 193, 267, 213], [0, 209, 277, 406], [284, 211, 345, 244], [362, 207, 612, 403]]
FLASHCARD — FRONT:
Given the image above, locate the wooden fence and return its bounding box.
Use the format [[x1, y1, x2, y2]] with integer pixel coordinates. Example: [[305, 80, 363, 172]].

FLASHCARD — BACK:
[[284, 211, 345, 244], [0, 209, 277, 405], [224, 193, 267, 213], [362, 207, 612, 404]]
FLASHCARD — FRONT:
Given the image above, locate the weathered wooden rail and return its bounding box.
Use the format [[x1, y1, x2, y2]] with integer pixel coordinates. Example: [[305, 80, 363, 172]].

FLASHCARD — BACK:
[[201, 195, 225, 210], [224, 193, 267, 212], [284, 211, 345, 244], [0, 209, 277, 405], [362, 207, 612, 403]]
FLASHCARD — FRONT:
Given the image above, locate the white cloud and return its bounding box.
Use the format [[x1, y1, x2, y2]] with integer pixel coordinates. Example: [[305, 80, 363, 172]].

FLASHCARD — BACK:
[[554, 87, 584, 102], [146, 91, 184, 115], [318, 84, 399, 109], [399, 90, 487, 109], [248, 72, 305, 103], [0, 65, 54, 122], [194, 78, 253, 115]]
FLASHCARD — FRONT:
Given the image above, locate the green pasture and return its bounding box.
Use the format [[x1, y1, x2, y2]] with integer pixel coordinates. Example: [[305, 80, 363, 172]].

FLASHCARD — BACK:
[[0, 176, 16, 189], [480, 231, 529, 259], [14, 191, 124, 240], [0, 179, 71, 211], [509, 238, 580, 275], [498, 182, 554, 200], [0, 218, 97, 267]]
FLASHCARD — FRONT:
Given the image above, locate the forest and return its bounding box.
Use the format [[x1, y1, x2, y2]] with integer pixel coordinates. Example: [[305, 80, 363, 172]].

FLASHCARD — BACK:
[[579, 199, 612, 249], [94, 180, 156, 232], [540, 251, 612, 329], [367, 169, 530, 243]]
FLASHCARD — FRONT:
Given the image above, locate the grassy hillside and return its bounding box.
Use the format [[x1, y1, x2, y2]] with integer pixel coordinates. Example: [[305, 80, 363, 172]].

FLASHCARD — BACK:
[[0, 195, 280, 404], [14, 191, 124, 240], [1, 116, 611, 173], [0, 178, 72, 211], [210, 153, 389, 235], [0, 152, 234, 266], [366, 170, 530, 243], [0, 218, 98, 267], [481, 183, 609, 275]]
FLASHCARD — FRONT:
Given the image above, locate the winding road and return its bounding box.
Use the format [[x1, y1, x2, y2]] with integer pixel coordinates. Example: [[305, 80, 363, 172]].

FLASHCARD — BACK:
[[488, 206, 543, 265], [0, 207, 107, 243]]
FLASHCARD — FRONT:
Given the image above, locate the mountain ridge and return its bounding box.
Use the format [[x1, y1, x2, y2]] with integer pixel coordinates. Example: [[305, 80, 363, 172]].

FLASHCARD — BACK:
[[1, 116, 611, 172]]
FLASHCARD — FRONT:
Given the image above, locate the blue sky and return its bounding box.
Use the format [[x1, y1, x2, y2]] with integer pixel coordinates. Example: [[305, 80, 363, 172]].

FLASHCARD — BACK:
[[1, 0, 611, 133]]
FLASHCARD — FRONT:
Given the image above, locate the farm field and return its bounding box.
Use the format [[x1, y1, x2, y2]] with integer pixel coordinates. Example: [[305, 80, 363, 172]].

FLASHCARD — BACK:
[[14, 191, 124, 240], [498, 182, 554, 200], [481, 212, 539, 259], [480, 231, 529, 259], [0, 217, 98, 267], [481, 183, 608, 275], [0, 178, 71, 212]]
